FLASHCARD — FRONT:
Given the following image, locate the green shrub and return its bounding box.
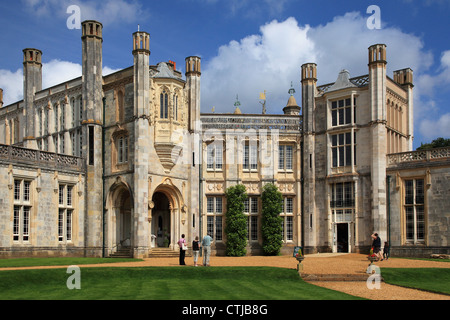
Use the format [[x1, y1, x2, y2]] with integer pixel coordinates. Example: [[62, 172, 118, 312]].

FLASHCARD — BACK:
[[225, 184, 248, 256], [261, 183, 283, 255]]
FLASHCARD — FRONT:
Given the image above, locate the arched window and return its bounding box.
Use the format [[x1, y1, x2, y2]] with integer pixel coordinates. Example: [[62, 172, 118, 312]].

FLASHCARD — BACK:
[[160, 91, 168, 119], [117, 135, 129, 164]]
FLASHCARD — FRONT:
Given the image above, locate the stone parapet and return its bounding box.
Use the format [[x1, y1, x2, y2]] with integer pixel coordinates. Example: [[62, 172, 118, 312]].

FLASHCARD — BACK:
[[0, 144, 85, 172]]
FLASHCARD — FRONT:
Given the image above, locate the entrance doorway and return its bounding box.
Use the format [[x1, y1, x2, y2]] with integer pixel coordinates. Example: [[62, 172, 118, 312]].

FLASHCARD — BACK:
[[152, 192, 171, 248], [336, 223, 349, 253], [117, 189, 132, 248]]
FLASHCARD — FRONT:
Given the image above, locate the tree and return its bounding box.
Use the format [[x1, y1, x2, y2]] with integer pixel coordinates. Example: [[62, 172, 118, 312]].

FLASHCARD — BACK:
[[261, 183, 284, 256], [417, 137, 450, 150], [225, 184, 248, 257]]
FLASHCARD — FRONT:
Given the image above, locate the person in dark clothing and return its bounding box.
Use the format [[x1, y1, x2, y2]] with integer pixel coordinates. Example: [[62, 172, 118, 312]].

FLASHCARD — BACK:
[[371, 233, 383, 261], [192, 236, 200, 267], [383, 241, 390, 260]]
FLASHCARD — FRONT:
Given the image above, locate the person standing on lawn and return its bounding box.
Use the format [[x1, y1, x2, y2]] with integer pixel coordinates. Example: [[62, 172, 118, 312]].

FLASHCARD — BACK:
[[202, 233, 213, 266], [178, 234, 187, 265], [192, 236, 200, 267]]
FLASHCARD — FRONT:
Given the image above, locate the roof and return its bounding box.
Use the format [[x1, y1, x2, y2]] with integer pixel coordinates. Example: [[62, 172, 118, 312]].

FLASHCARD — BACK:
[[153, 62, 180, 80]]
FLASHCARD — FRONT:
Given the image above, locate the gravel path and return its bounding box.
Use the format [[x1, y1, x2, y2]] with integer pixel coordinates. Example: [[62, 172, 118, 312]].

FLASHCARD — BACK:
[[2, 253, 449, 300]]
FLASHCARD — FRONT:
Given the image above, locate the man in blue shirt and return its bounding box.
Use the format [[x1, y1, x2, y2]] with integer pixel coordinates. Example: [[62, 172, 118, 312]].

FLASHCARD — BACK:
[[202, 234, 213, 266]]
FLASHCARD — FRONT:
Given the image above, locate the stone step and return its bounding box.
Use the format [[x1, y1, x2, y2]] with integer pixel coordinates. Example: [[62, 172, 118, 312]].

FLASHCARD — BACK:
[[301, 273, 384, 282], [150, 248, 191, 258]]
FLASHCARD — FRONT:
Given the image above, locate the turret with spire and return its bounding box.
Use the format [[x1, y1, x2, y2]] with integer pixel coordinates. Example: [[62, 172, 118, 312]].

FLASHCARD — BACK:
[[283, 82, 301, 115]]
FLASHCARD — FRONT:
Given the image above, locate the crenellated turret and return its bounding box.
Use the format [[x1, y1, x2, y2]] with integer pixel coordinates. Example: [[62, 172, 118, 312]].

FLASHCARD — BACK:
[[23, 48, 43, 149]]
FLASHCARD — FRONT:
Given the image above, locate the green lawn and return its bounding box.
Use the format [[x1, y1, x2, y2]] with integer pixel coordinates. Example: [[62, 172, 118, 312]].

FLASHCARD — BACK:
[[381, 268, 450, 295], [0, 257, 141, 268], [0, 267, 364, 300]]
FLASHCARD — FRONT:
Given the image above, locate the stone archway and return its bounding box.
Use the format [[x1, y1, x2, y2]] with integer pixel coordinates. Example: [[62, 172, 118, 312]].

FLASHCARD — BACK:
[[152, 192, 171, 248], [149, 179, 186, 251], [106, 178, 134, 256]]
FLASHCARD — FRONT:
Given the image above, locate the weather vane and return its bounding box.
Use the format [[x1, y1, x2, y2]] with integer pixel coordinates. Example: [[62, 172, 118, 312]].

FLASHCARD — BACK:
[[259, 90, 267, 114], [289, 82, 296, 96], [234, 94, 241, 107]]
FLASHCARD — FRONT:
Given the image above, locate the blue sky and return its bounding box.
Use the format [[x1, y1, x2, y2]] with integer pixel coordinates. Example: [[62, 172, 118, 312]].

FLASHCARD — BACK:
[[0, 0, 449, 149]]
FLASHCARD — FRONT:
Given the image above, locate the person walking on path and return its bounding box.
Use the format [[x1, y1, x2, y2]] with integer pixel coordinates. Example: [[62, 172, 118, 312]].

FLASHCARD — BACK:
[[178, 234, 187, 265], [371, 233, 383, 261], [202, 233, 213, 266], [192, 236, 200, 267], [383, 241, 390, 260]]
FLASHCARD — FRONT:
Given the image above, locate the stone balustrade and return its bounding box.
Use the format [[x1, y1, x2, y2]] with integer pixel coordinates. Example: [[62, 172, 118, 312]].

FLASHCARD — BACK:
[[0, 143, 85, 172], [387, 147, 450, 167]]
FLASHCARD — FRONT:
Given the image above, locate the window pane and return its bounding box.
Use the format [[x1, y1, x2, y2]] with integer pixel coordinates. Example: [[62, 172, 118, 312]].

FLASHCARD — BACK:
[[332, 148, 338, 168], [216, 197, 223, 214], [215, 217, 223, 241], [339, 146, 345, 167], [14, 180, 21, 201], [405, 180, 414, 205], [286, 216, 293, 241], [243, 145, 249, 170], [332, 135, 338, 147], [251, 197, 258, 214], [405, 206, 414, 241], [339, 134, 345, 146], [207, 216, 214, 240], [345, 98, 351, 106], [416, 179, 424, 204], [244, 198, 250, 213], [215, 143, 223, 170], [207, 197, 214, 213], [279, 146, 285, 170], [251, 216, 258, 241], [67, 186, 73, 207], [24, 181, 31, 202], [67, 210, 73, 241], [23, 207, 30, 242], [286, 198, 293, 214], [250, 145, 258, 170], [286, 146, 293, 170], [332, 110, 337, 126], [416, 206, 425, 240], [13, 206, 20, 241], [59, 185, 65, 205], [207, 144, 214, 170], [345, 146, 352, 166], [59, 209, 65, 242], [339, 108, 344, 125]]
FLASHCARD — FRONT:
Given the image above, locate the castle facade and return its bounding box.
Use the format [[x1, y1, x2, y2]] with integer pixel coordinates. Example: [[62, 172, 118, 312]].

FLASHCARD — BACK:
[[0, 21, 448, 259]]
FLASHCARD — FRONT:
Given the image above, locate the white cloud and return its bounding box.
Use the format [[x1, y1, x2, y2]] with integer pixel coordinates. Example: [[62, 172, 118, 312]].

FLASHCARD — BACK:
[[21, 0, 148, 26], [0, 69, 23, 105], [0, 60, 120, 106], [419, 113, 450, 140], [201, 12, 434, 115], [202, 17, 316, 114]]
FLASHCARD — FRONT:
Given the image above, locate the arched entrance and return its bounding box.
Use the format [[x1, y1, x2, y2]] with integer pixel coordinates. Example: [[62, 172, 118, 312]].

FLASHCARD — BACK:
[[149, 180, 187, 251], [152, 192, 171, 248], [107, 179, 133, 256]]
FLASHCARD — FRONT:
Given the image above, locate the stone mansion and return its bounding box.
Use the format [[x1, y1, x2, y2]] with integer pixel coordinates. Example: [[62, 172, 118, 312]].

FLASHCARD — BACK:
[[0, 21, 449, 259]]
